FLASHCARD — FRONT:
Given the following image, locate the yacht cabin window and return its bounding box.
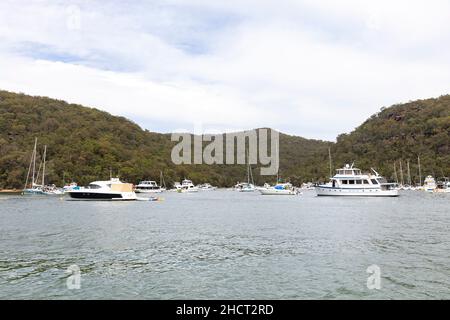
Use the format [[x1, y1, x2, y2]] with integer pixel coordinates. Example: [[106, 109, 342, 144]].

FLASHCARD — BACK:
[[349, 180, 355, 185], [371, 179, 379, 185]]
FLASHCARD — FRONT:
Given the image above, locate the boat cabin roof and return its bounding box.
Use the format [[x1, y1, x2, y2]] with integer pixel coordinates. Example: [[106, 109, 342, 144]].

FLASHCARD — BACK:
[[139, 181, 157, 185], [335, 164, 362, 176]]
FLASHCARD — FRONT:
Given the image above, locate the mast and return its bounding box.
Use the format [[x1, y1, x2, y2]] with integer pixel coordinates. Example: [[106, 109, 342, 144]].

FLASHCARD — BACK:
[[393, 162, 399, 184], [328, 147, 333, 178], [418, 155, 422, 186], [41, 145, 47, 187], [399, 160, 404, 186], [247, 154, 251, 184], [160, 170, 166, 189], [32, 138, 37, 186], [407, 160, 411, 186], [24, 139, 36, 190]]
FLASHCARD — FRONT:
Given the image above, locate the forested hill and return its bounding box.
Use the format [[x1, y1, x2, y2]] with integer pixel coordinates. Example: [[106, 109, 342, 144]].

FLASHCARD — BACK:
[[0, 90, 448, 189], [333, 96, 450, 184], [0, 90, 330, 188]]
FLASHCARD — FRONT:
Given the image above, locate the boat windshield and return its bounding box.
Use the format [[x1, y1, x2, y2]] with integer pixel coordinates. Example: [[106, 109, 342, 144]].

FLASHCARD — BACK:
[[88, 184, 102, 189]]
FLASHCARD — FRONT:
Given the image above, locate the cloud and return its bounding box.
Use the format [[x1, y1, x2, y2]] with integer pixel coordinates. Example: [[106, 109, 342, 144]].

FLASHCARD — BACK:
[[0, 0, 449, 140]]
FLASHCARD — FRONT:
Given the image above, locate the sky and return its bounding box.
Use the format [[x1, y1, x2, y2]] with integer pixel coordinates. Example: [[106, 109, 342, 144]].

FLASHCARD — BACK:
[[1, 0, 450, 141]]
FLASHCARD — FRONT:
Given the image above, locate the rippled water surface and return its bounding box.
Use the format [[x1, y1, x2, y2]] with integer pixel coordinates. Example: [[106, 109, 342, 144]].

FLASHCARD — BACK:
[[0, 190, 449, 299]]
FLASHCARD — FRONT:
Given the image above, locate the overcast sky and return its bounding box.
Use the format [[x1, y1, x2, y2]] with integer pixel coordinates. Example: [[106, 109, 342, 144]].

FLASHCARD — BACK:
[[1, 0, 449, 140]]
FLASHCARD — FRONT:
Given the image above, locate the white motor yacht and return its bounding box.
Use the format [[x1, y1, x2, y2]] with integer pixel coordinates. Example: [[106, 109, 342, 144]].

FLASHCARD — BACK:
[[423, 175, 437, 192], [198, 183, 217, 191], [66, 178, 137, 200], [316, 164, 399, 197], [135, 180, 162, 193], [177, 179, 199, 193]]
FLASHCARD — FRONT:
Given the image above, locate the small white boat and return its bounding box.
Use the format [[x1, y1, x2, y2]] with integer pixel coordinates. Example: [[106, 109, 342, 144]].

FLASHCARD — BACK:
[[435, 179, 450, 193], [63, 182, 79, 193], [197, 183, 217, 191], [43, 184, 64, 195], [259, 183, 299, 195], [300, 182, 315, 190], [177, 179, 199, 193], [423, 175, 437, 192], [66, 178, 137, 200], [316, 164, 399, 197], [135, 180, 163, 193], [236, 182, 256, 192]]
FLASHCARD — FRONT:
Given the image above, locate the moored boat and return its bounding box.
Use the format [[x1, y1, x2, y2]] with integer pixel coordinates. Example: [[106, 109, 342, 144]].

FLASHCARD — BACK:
[[423, 175, 437, 192], [177, 179, 199, 193], [236, 182, 256, 192], [197, 183, 217, 191], [135, 180, 162, 193], [66, 178, 137, 200], [259, 183, 299, 195], [315, 164, 399, 197]]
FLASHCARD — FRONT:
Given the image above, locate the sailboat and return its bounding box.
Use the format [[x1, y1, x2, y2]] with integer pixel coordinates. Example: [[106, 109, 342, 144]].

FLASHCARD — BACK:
[[23, 140, 62, 195], [23, 138, 44, 195], [237, 150, 256, 192]]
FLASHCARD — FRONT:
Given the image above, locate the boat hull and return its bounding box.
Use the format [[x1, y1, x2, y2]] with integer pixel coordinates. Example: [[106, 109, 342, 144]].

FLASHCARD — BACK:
[[67, 191, 137, 200], [259, 189, 297, 195], [135, 189, 162, 194], [315, 186, 399, 197], [239, 189, 255, 192], [22, 189, 44, 195]]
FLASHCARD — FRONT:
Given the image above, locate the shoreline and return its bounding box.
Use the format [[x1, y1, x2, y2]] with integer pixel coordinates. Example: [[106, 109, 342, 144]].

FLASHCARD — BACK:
[[0, 189, 22, 194]]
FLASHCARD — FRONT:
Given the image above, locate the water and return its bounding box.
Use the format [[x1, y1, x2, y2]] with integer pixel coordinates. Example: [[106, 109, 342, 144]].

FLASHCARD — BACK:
[[0, 190, 449, 300]]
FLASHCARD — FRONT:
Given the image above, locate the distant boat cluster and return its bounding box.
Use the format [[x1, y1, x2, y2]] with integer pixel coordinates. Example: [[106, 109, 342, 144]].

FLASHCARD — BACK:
[[21, 140, 450, 201]]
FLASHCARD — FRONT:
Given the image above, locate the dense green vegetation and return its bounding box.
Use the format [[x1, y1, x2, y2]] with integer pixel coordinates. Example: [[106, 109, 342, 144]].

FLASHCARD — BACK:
[[0, 90, 330, 188], [333, 97, 450, 184], [0, 90, 448, 189]]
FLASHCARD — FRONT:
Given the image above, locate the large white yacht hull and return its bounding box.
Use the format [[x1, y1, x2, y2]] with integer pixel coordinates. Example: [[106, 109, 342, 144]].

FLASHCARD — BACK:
[[315, 187, 399, 197], [67, 190, 137, 200]]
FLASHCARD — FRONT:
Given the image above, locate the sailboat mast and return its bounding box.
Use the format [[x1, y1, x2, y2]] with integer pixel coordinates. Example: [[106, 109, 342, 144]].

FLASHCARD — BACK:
[[407, 160, 411, 185], [393, 162, 399, 184], [247, 161, 250, 184], [328, 147, 333, 178], [32, 138, 37, 186], [399, 160, 404, 186], [42, 145, 47, 187], [418, 155, 422, 186]]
